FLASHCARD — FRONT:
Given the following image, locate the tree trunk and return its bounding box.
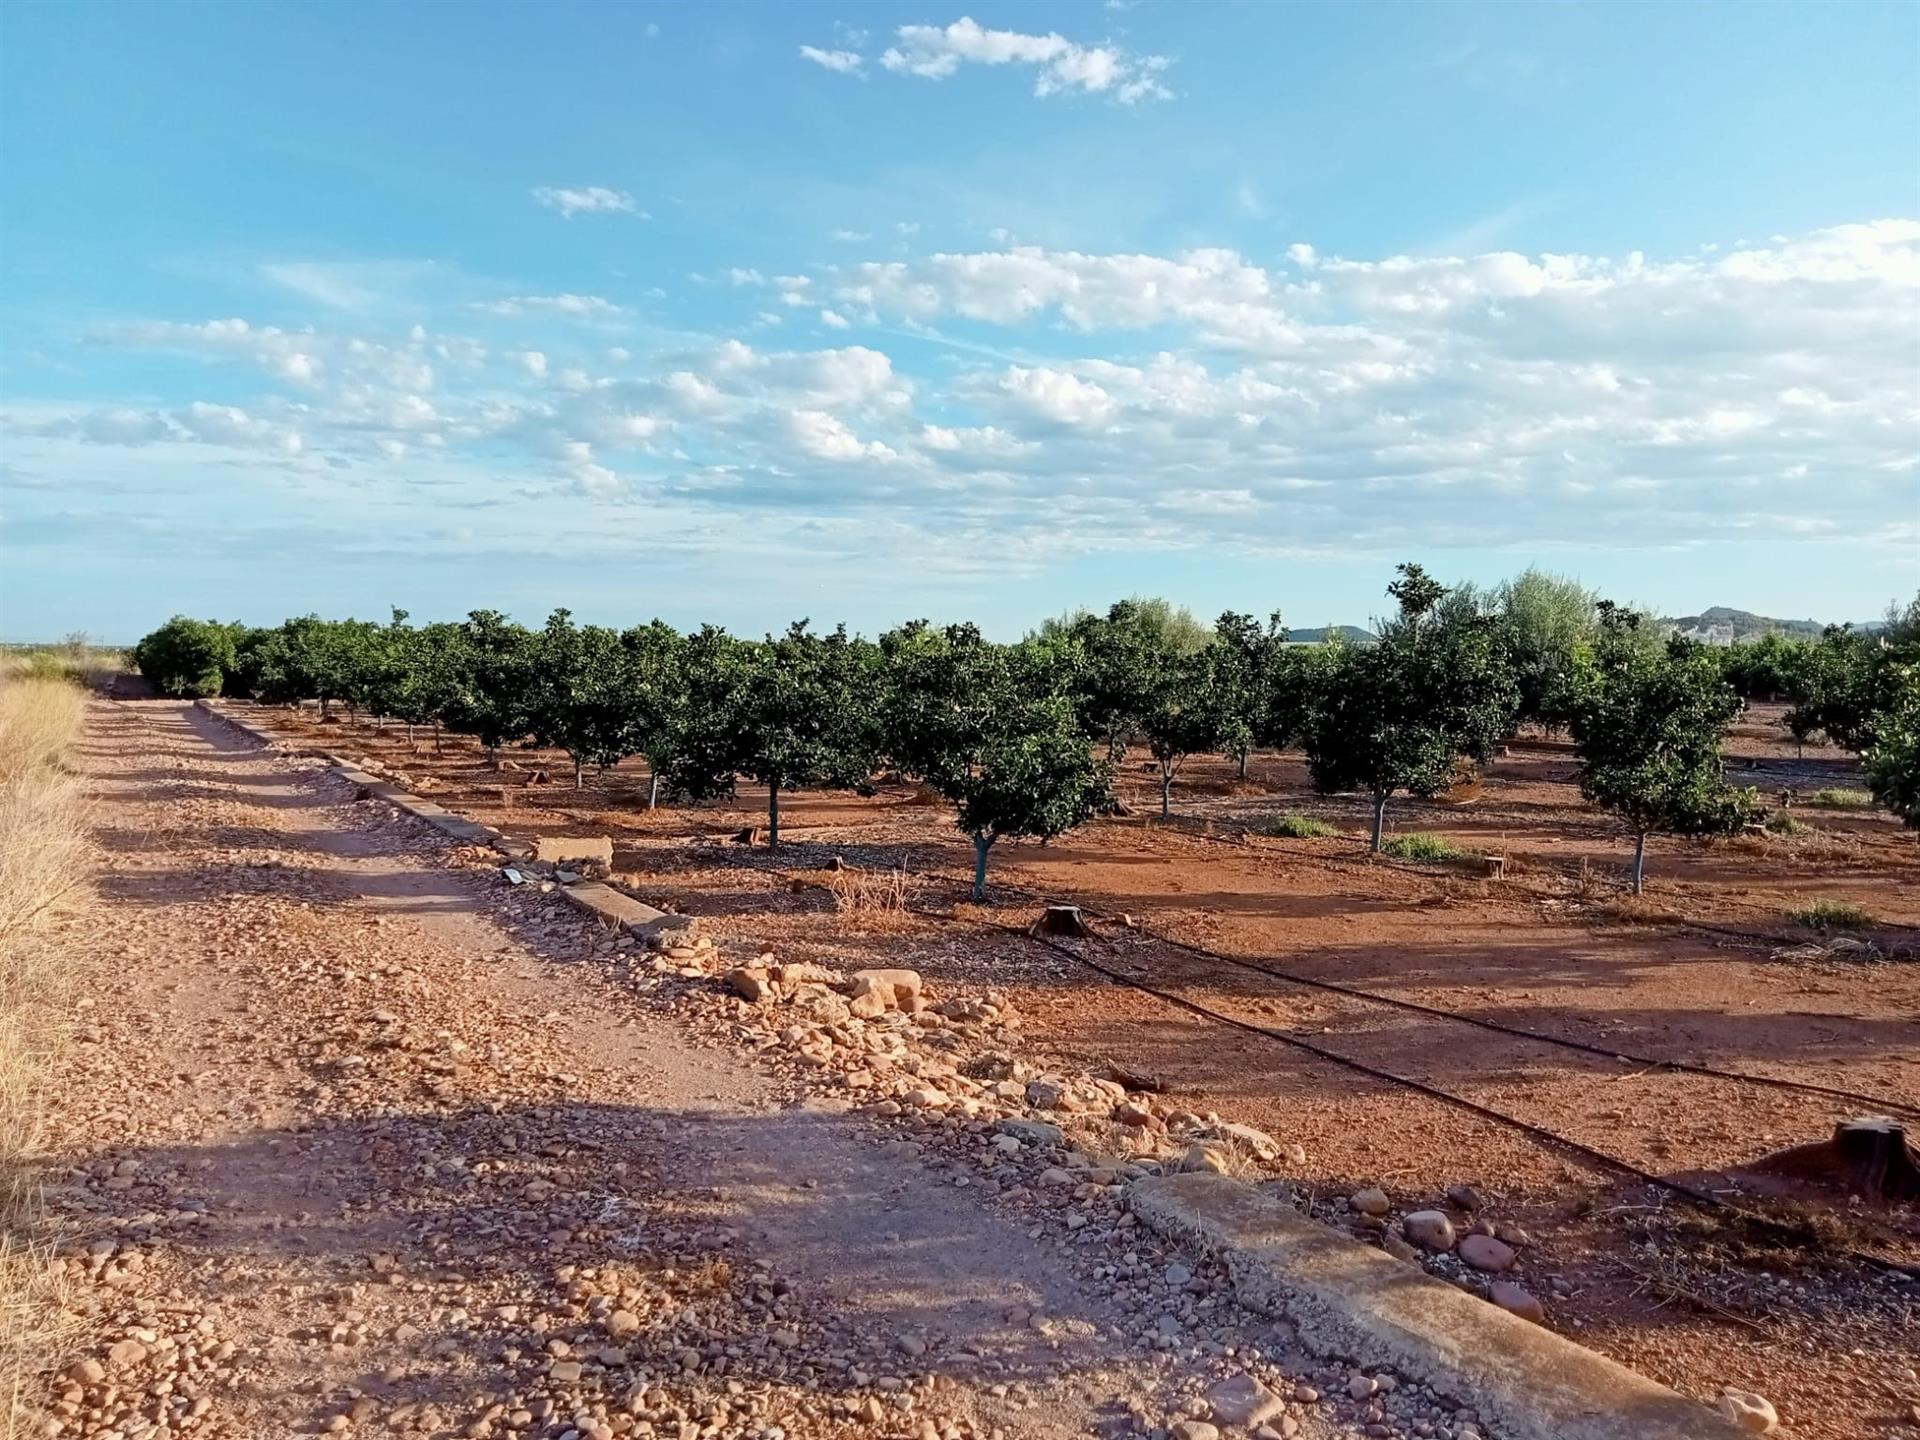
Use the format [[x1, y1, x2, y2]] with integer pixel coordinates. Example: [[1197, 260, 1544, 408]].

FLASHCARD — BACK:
[[1160, 765, 1173, 818], [767, 782, 780, 847], [648, 770, 660, 811], [573, 757, 584, 789], [1370, 793, 1388, 853], [432, 720, 443, 755], [1631, 831, 1649, 894], [1236, 750, 1249, 780], [972, 832, 992, 900]]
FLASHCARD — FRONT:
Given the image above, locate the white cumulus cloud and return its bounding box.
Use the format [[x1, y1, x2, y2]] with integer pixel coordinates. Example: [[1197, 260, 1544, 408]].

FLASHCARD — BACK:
[[531, 185, 641, 219], [877, 17, 1172, 102]]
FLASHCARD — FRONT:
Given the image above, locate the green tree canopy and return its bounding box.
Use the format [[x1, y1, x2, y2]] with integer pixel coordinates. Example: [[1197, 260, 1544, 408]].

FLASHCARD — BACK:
[[1305, 565, 1520, 851], [1571, 622, 1756, 892], [670, 622, 882, 844], [132, 617, 235, 698], [885, 624, 1110, 898]]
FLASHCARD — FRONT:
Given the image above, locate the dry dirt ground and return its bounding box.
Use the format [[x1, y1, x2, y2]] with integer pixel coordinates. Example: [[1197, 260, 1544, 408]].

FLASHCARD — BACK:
[[39, 700, 1460, 1440], [233, 699, 1920, 1440]]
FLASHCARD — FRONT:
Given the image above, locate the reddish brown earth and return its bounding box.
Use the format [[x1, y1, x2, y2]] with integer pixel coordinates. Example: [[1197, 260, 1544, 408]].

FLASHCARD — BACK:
[[238, 700, 1920, 1440], [53, 700, 1430, 1440]]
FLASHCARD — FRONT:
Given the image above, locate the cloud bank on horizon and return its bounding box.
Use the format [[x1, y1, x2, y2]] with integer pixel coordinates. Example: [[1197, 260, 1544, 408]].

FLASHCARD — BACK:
[[2, 3, 1916, 635]]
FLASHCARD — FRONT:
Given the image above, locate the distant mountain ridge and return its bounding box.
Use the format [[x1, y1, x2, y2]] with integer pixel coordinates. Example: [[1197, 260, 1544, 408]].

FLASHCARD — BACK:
[[1286, 624, 1376, 644], [1662, 606, 1863, 641]]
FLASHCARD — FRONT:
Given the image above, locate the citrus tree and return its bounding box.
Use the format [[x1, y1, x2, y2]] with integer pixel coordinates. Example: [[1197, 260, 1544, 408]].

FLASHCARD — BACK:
[[1864, 661, 1919, 833], [1305, 565, 1519, 851], [1140, 646, 1231, 816], [438, 610, 534, 760], [526, 609, 645, 787], [1571, 619, 1756, 892], [671, 622, 881, 845], [884, 623, 1110, 898], [132, 617, 235, 698], [1210, 611, 1286, 778]]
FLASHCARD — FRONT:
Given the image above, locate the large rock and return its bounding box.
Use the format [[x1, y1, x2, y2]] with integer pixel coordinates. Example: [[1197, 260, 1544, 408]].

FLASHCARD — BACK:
[[1197, 1120, 1283, 1161], [997, 1117, 1064, 1147], [844, 968, 923, 1017], [1716, 1390, 1778, 1435], [1488, 1280, 1545, 1324], [1206, 1373, 1284, 1427], [724, 968, 771, 1002], [534, 834, 614, 867], [1403, 1209, 1456, 1251], [1459, 1233, 1517, 1273]]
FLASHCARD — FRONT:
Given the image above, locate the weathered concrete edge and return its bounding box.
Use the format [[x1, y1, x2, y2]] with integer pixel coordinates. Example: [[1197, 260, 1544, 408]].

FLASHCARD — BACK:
[[195, 701, 681, 934], [558, 881, 697, 945], [1131, 1174, 1744, 1440]]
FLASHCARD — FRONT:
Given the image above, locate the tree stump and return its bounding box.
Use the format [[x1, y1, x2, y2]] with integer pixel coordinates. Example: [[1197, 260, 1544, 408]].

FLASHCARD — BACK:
[[1483, 855, 1507, 880], [1031, 904, 1093, 939], [1752, 1116, 1920, 1201]]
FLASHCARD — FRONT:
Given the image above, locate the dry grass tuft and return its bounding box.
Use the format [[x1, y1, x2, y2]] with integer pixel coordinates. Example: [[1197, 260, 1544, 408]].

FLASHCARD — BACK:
[[824, 865, 911, 928], [0, 671, 92, 1434]]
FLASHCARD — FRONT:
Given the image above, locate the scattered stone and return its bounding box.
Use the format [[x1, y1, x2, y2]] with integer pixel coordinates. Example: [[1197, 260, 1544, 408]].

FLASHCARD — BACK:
[[1349, 1187, 1391, 1217], [1445, 1182, 1483, 1211], [725, 967, 771, 1002], [1402, 1209, 1456, 1251], [1487, 1280, 1545, 1323], [997, 1118, 1064, 1147], [1205, 1372, 1284, 1428], [1717, 1389, 1779, 1434], [1458, 1233, 1517, 1273]]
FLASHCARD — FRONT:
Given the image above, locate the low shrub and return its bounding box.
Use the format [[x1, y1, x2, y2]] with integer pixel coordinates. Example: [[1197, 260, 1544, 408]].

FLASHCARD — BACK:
[[1264, 813, 1336, 839], [1381, 833, 1464, 862], [1764, 812, 1809, 836], [1809, 788, 1873, 809], [1788, 898, 1873, 931]]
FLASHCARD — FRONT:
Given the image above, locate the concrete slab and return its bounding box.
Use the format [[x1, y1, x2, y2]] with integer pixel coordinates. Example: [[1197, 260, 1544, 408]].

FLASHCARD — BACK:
[[1130, 1174, 1743, 1440], [557, 881, 696, 946]]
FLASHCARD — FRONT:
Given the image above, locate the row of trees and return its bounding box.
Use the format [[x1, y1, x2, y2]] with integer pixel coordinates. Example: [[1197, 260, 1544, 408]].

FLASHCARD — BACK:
[[133, 569, 1919, 896]]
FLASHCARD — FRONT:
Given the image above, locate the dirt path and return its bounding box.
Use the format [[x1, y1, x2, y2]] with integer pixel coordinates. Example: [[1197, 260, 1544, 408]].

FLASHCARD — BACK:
[[45, 702, 1393, 1440]]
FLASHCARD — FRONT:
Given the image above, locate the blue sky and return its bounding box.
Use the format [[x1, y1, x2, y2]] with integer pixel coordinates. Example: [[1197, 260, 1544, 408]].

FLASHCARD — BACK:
[[3, 1, 1916, 642]]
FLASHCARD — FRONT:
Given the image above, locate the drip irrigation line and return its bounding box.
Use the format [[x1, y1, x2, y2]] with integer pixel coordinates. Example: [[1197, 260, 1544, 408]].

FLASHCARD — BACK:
[[1079, 912, 1920, 1119], [998, 920, 1920, 1282], [816, 842, 1920, 1121]]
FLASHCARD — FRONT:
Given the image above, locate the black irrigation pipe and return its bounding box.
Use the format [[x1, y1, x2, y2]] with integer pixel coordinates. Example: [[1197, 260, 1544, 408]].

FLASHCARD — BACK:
[[806, 839, 1920, 1121], [701, 845, 1920, 1276], [1074, 912, 1920, 1120], [996, 920, 1920, 1282]]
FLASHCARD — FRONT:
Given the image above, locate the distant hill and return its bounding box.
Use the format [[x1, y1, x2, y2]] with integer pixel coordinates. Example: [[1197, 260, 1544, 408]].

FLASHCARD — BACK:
[[1663, 606, 1837, 642], [1286, 624, 1376, 645]]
